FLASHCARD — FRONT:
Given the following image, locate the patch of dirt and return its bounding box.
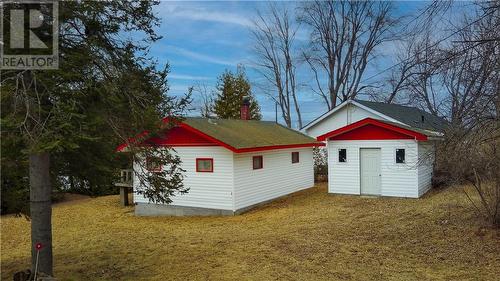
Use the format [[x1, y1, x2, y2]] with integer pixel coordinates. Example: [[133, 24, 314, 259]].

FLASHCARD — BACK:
[[53, 193, 91, 206]]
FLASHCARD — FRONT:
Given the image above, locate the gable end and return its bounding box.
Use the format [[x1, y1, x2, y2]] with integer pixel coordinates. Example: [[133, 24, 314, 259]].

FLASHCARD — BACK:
[[329, 124, 415, 141], [317, 118, 428, 141]]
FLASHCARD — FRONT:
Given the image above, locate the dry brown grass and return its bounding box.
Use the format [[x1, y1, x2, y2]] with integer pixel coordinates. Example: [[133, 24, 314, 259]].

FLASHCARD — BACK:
[[2, 183, 499, 280]]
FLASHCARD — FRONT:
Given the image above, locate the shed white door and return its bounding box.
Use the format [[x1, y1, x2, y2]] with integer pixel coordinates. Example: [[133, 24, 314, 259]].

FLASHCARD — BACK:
[[360, 148, 381, 195]]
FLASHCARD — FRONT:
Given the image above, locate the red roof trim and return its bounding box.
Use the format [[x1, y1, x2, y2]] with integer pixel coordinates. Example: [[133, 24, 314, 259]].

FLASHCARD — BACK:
[[316, 118, 428, 141], [115, 131, 150, 152], [178, 122, 323, 152], [117, 119, 323, 153], [236, 142, 323, 153]]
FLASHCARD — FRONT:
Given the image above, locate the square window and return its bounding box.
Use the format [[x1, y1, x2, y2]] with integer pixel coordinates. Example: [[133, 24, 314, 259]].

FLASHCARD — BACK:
[[196, 158, 213, 172], [253, 156, 263, 170], [292, 152, 300, 163], [338, 149, 347, 163], [146, 157, 162, 172], [396, 149, 405, 163]]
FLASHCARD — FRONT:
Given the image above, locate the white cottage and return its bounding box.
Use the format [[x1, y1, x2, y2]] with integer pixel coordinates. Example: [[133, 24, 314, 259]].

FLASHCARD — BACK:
[[303, 99, 447, 198], [119, 113, 321, 216]]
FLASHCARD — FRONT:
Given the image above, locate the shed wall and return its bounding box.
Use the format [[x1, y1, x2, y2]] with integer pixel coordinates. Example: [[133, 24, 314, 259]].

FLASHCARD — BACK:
[[306, 104, 383, 138], [233, 148, 314, 210], [327, 140, 419, 198], [417, 142, 435, 196], [133, 146, 234, 210]]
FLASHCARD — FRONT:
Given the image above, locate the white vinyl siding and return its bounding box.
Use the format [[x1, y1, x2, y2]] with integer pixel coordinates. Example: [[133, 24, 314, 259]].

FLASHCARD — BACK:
[[306, 104, 383, 138], [134, 146, 316, 213], [417, 142, 435, 196], [134, 147, 234, 210], [233, 148, 314, 210], [328, 140, 419, 198]]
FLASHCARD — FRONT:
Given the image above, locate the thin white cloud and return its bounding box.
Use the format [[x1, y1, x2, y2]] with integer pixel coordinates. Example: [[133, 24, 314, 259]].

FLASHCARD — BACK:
[[165, 45, 240, 66], [158, 2, 253, 27], [169, 73, 212, 81], [168, 84, 192, 94]]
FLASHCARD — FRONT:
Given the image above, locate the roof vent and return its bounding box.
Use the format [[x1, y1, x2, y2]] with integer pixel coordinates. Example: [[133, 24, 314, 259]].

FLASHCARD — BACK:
[[421, 115, 425, 123]]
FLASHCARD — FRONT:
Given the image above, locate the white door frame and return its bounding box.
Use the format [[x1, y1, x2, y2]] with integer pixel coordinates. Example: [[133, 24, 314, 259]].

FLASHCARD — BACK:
[[359, 148, 382, 195]]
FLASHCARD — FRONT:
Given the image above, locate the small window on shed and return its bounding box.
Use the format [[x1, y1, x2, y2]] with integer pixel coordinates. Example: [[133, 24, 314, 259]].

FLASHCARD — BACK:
[[338, 149, 347, 163], [196, 158, 213, 172], [146, 157, 162, 172], [253, 156, 263, 170], [292, 152, 300, 163], [396, 149, 405, 163]]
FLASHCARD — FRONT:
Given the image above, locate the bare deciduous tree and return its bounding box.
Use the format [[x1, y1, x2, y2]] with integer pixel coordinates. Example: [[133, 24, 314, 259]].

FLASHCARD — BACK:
[[251, 4, 302, 128], [299, 0, 396, 109], [402, 5, 499, 125], [192, 83, 214, 118], [384, 38, 423, 104], [403, 36, 443, 116], [393, 1, 500, 226]]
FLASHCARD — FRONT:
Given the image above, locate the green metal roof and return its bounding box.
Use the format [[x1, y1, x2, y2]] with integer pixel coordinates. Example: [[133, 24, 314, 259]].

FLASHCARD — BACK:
[[183, 117, 319, 150], [355, 100, 448, 133]]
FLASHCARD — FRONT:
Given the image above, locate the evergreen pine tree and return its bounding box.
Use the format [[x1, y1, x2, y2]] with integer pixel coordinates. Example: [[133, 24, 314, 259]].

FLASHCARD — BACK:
[[213, 67, 262, 120], [1, 1, 189, 275]]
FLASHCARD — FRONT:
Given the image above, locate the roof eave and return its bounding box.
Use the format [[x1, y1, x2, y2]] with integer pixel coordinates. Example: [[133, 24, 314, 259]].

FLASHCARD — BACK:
[[316, 118, 430, 142], [302, 100, 410, 132], [234, 142, 324, 153], [301, 100, 351, 130]]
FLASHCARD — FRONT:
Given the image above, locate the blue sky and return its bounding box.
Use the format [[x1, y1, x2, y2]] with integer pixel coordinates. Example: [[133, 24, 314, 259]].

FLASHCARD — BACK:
[[148, 1, 462, 127]]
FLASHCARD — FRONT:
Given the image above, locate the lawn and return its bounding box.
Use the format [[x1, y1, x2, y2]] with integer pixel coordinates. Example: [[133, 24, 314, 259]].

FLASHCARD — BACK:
[[2, 183, 499, 280]]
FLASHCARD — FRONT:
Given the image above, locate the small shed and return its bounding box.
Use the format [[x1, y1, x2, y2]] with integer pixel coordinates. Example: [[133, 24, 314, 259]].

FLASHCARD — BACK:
[[118, 110, 322, 216], [303, 100, 447, 198]]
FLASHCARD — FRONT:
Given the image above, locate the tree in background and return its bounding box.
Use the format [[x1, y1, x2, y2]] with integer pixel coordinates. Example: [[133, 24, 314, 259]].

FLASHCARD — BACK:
[[213, 67, 262, 120], [299, 0, 397, 109], [1, 1, 190, 276], [313, 147, 328, 182], [252, 4, 302, 128], [387, 1, 499, 226], [192, 83, 215, 118], [1, 129, 29, 215]]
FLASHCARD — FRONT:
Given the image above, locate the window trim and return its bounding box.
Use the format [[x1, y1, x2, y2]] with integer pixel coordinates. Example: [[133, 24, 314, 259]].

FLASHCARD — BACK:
[[196, 158, 214, 172], [253, 155, 263, 170], [338, 148, 347, 163], [291, 152, 300, 164], [395, 148, 406, 164], [146, 157, 162, 173]]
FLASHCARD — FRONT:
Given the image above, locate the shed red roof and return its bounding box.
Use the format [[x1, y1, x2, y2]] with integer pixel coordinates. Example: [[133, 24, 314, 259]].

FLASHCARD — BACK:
[[117, 117, 323, 153], [316, 118, 430, 142]]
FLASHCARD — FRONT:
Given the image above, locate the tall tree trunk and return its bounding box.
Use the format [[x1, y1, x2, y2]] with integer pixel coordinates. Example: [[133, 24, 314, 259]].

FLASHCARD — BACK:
[[30, 153, 53, 276], [291, 91, 302, 128]]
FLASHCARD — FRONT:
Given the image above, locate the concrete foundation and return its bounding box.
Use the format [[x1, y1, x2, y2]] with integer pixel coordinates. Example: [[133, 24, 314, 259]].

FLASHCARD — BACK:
[[135, 203, 235, 216], [135, 187, 314, 217]]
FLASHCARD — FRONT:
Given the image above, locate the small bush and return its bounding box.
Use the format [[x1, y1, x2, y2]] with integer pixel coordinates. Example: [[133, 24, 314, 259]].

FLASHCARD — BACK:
[[313, 147, 328, 182], [437, 125, 500, 227]]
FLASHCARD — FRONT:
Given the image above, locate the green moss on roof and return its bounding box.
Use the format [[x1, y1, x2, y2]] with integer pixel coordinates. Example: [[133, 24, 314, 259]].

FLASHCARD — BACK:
[[183, 117, 319, 149]]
